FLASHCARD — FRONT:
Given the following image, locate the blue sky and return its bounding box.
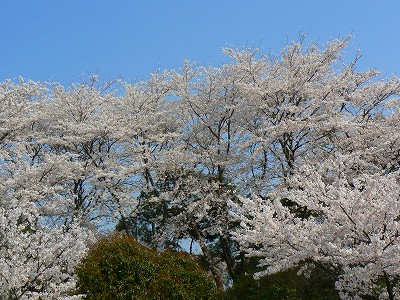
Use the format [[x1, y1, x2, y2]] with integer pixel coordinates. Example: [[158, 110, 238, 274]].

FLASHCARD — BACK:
[[1, 1, 399, 85]]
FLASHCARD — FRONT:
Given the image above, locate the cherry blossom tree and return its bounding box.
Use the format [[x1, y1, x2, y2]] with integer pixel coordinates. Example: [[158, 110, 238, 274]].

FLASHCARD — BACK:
[[230, 72, 400, 299], [1, 35, 400, 298], [226, 35, 399, 195], [132, 36, 400, 291], [0, 79, 92, 299]]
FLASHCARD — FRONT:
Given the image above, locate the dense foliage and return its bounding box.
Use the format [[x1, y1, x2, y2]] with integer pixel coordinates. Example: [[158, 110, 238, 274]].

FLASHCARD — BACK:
[[1, 35, 399, 299], [75, 233, 218, 300], [223, 260, 340, 300]]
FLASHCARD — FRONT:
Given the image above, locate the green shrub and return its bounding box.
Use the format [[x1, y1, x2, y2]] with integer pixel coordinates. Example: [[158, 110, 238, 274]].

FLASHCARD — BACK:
[[222, 257, 340, 300], [223, 267, 340, 300], [75, 233, 218, 300]]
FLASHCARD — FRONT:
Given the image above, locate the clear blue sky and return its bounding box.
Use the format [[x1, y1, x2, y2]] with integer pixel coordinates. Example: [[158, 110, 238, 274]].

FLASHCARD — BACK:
[[1, 1, 399, 85]]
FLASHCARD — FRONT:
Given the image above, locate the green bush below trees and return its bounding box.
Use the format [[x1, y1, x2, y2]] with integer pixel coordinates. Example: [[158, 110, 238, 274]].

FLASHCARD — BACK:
[[75, 233, 218, 300]]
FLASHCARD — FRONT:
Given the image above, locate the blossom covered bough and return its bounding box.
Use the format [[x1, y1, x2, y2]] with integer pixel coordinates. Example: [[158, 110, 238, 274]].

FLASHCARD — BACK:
[[0, 81, 89, 299], [231, 153, 400, 299]]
